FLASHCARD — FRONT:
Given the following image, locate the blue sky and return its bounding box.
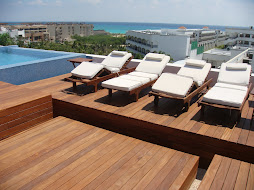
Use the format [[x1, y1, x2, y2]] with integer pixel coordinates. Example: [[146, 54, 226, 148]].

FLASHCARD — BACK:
[[0, 0, 253, 27]]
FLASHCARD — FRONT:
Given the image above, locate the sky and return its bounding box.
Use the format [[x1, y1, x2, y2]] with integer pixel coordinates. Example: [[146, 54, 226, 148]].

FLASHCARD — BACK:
[[0, 0, 253, 27]]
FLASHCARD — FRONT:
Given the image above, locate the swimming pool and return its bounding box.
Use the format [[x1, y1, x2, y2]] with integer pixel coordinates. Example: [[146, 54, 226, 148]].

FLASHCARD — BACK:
[[0, 46, 87, 85]]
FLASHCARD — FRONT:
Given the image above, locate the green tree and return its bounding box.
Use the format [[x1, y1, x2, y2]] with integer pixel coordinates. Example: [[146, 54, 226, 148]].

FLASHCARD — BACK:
[[0, 33, 15, 46]]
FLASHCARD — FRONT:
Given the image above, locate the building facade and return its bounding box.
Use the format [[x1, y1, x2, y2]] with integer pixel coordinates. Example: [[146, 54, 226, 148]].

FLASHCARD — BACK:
[[47, 23, 94, 42], [0, 26, 25, 39], [126, 27, 227, 61], [225, 27, 254, 48], [10, 25, 49, 42]]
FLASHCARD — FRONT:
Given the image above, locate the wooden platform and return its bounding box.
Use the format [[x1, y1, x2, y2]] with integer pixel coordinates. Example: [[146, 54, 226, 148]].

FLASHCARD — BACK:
[[0, 116, 199, 190], [0, 81, 53, 140], [20, 73, 254, 165], [198, 154, 254, 189]]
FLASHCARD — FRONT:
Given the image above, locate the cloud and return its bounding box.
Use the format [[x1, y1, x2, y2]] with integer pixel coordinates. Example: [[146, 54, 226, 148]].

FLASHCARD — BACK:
[[78, 0, 102, 5], [28, 0, 47, 6]]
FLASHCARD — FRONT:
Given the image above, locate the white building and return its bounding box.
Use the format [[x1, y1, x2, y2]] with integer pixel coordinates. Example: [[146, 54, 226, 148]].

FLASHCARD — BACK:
[[126, 27, 227, 61], [0, 26, 25, 38], [225, 27, 254, 48]]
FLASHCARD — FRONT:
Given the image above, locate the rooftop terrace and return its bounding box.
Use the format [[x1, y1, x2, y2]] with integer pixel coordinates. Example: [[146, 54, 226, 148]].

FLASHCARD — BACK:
[[1, 57, 254, 189]]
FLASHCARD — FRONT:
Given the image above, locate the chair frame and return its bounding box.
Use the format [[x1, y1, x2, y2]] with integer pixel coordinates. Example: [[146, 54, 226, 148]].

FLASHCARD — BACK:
[[65, 56, 133, 92], [149, 78, 212, 112], [198, 83, 252, 121], [107, 79, 158, 102]]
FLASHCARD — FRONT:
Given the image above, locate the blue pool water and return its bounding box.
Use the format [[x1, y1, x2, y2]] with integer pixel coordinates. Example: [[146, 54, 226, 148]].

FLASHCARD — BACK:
[[0, 46, 86, 85], [0, 51, 40, 66]]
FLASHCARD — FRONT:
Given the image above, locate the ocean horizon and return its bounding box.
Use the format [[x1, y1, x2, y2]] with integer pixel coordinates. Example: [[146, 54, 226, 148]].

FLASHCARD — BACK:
[[3, 21, 246, 34]]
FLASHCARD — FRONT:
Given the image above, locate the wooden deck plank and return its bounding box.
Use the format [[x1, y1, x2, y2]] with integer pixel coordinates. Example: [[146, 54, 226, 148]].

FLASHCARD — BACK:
[[0, 117, 199, 190], [199, 154, 254, 190]]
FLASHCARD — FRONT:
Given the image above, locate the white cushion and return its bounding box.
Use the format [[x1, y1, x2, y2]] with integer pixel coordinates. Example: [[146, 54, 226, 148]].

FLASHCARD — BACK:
[[203, 86, 248, 108], [217, 63, 251, 87], [119, 75, 150, 85], [177, 62, 211, 86], [185, 59, 206, 68], [152, 73, 194, 98], [71, 62, 104, 79], [135, 55, 170, 75], [215, 82, 248, 91], [111, 50, 128, 56], [145, 53, 165, 61], [101, 52, 132, 69], [104, 66, 120, 73], [226, 64, 247, 70], [102, 77, 142, 91], [128, 71, 158, 81]]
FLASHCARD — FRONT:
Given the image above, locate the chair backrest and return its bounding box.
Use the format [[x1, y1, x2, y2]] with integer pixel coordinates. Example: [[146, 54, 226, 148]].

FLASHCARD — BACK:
[[101, 51, 132, 69], [177, 59, 211, 86], [135, 53, 170, 76], [217, 63, 251, 87]]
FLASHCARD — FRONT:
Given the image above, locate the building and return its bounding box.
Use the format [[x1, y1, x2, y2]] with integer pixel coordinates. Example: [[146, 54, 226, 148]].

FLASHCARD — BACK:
[[126, 27, 227, 61], [202, 47, 251, 68], [47, 23, 94, 42], [225, 26, 254, 48], [0, 26, 25, 39], [11, 25, 49, 42]]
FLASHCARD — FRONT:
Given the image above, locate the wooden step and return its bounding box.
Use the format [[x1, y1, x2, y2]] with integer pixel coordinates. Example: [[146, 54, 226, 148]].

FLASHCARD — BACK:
[[198, 154, 254, 190], [0, 116, 199, 190]]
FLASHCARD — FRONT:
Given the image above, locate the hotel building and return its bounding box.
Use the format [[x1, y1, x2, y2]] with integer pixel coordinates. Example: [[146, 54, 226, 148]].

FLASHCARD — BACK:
[[47, 23, 94, 42], [225, 27, 254, 48], [126, 27, 227, 61]]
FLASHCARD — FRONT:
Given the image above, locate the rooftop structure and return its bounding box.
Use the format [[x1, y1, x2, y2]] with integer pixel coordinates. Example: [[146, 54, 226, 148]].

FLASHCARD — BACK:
[[126, 27, 227, 61]]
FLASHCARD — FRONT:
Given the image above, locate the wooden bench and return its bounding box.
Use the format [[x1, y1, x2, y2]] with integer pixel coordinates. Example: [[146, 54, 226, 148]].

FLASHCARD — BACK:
[[198, 154, 254, 189], [0, 116, 199, 190]]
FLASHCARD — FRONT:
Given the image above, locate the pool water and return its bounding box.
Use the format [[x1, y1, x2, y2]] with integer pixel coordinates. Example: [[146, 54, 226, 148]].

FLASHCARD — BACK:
[[0, 51, 41, 66]]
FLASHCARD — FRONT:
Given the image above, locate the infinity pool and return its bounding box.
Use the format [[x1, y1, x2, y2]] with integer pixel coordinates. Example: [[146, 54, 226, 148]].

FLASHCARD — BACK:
[[0, 51, 40, 66], [0, 46, 86, 85]]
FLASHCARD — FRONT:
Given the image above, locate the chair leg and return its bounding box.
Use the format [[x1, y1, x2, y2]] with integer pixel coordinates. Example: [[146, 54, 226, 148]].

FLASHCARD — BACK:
[[237, 111, 241, 122], [73, 82, 77, 91], [200, 105, 205, 119], [108, 89, 112, 97], [134, 92, 139, 102], [154, 96, 159, 106], [94, 85, 98, 92]]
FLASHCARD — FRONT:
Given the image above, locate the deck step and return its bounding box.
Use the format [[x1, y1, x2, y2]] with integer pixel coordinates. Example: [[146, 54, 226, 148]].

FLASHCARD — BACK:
[[198, 154, 254, 190], [0, 116, 199, 190], [0, 82, 53, 140]]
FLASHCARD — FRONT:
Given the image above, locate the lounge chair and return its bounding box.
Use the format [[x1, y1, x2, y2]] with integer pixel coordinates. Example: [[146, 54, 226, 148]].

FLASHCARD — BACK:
[[101, 53, 170, 101], [149, 59, 212, 112], [199, 63, 252, 120], [65, 51, 133, 92]]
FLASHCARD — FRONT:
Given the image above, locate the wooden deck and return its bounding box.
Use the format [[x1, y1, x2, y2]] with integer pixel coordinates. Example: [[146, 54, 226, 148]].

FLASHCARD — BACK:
[[20, 73, 254, 166], [198, 154, 254, 189], [0, 81, 53, 140], [0, 116, 199, 190]]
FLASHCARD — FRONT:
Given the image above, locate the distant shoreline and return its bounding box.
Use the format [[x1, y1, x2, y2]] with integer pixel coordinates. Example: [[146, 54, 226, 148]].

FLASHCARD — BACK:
[[1, 21, 247, 34]]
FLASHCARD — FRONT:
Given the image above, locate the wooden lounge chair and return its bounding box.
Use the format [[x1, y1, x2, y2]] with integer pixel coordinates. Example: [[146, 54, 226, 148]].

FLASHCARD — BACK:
[[149, 59, 212, 112], [65, 51, 133, 92], [198, 63, 252, 121], [102, 53, 170, 101]]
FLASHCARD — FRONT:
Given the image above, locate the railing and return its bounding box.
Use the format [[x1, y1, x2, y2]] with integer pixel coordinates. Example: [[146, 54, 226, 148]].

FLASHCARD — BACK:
[[226, 48, 250, 63]]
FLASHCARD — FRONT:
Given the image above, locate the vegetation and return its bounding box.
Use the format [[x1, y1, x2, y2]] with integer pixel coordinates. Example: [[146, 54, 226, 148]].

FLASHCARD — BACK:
[[0, 33, 15, 46], [0, 33, 171, 60]]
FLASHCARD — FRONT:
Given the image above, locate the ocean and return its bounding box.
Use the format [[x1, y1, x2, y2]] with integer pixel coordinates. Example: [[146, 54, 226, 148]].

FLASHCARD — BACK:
[[5, 21, 244, 34], [86, 22, 235, 34]]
